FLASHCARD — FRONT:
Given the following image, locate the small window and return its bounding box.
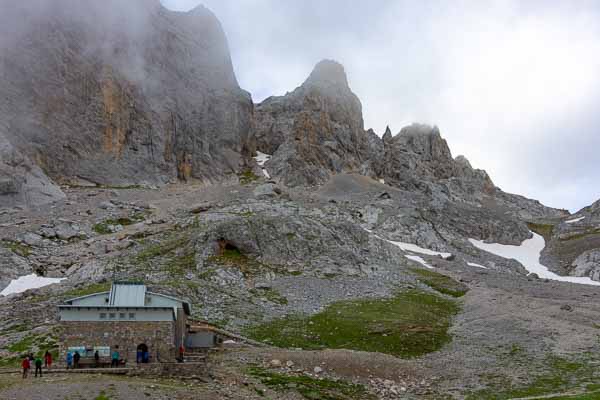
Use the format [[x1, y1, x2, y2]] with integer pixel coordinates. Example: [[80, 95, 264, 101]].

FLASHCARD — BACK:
[[99, 313, 106, 319], [119, 313, 126, 319], [109, 313, 116, 319], [129, 313, 136, 320]]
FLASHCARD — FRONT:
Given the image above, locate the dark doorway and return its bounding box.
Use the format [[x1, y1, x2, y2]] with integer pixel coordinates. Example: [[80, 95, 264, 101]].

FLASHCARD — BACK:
[[137, 343, 149, 363]]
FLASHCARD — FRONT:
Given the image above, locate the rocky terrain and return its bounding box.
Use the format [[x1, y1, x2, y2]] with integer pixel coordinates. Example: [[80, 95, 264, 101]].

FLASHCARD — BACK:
[[1, 1, 599, 400]]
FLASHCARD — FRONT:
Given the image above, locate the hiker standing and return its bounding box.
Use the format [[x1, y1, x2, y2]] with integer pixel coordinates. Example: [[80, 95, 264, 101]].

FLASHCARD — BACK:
[[34, 356, 43, 378], [21, 357, 30, 379], [73, 351, 80, 369], [44, 350, 52, 369], [179, 344, 184, 362], [111, 348, 119, 368], [66, 352, 73, 369], [94, 350, 100, 368]]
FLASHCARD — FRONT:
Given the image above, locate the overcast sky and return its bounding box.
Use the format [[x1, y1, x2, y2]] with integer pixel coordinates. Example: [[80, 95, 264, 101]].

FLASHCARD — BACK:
[[161, 0, 600, 213]]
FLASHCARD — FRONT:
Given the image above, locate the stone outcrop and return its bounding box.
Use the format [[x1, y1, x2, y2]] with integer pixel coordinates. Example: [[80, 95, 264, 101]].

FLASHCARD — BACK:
[[378, 124, 490, 191], [0, 132, 65, 208], [0, 0, 253, 200], [254, 60, 368, 186], [571, 249, 600, 281]]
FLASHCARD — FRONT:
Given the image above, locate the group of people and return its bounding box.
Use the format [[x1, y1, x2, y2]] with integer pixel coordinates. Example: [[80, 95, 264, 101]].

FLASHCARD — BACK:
[[22, 347, 123, 377], [65, 347, 121, 368], [21, 351, 52, 379], [65, 350, 81, 369]]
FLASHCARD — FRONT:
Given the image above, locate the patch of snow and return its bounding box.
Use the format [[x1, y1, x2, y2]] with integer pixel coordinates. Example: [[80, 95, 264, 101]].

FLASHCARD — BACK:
[[467, 262, 488, 269], [1, 274, 65, 296], [469, 232, 600, 286], [378, 178, 385, 184], [254, 151, 271, 167], [253, 151, 272, 179], [388, 240, 452, 259], [405, 255, 433, 269], [364, 229, 452, 267], [565, 216, 585, 224]]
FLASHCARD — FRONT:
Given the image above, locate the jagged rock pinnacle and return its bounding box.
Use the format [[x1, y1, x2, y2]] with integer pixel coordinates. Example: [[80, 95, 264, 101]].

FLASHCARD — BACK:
[[304, 59, 349, 88], [383, 126, 393, 143]]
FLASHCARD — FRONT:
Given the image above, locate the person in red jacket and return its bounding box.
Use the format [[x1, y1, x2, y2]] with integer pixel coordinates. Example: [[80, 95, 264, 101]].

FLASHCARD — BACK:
[[22, 357, 30, 379], [44, 351, 52, 369], [179, 344, 185, 362]]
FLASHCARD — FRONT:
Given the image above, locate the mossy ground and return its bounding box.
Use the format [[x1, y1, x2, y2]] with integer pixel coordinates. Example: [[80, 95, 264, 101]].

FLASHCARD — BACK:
[[136, 231, 196, 274], [207, 247, 287, 279], [238, 170, 260, 185], [93, 212, 148, 234], [527, 222, 555, 241], [467, 354, 600, 399], [559, 228, 600, 242], [248, 366, 376, 400], [244, 289, 460, 358], [1, 239, 31, 257], [249, 288, 288, 305], [410, 268, 468, 297], [1, 332, 59, 367]]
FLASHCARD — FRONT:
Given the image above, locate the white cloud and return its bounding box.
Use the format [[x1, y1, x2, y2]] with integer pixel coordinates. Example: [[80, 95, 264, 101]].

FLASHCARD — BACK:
[[161, 0, 600, 212]]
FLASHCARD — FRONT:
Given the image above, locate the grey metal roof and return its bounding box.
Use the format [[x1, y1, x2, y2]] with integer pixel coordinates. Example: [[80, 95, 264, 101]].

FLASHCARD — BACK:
[[148, 291, 192, 315], [65, 291, 110, 305], [109, 282, 146, 306]]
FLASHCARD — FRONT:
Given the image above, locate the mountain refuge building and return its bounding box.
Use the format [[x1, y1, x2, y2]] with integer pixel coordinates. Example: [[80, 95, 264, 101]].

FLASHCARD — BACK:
[[58, 281, 190, 365]]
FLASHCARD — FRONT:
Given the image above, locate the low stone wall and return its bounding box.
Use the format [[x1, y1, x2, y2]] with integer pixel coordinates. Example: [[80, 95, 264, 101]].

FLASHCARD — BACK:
[[59, 320, 176, 364]]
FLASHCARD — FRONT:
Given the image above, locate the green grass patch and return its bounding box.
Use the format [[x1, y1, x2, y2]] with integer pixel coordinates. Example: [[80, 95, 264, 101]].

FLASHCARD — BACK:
[[248, 366, 376, 400], [559, 228, 600, 242], [93, 213, 147, 235], [94, 390, 112, 400], [239, 169, 260, 185], [207, 247, 278, 278], [250, 288, 288, 305], [547, 392, 600, 400], [411, 268, 468, 297], [136, 233, 191, 262], [527, 222, 555, 241], [5, 333, 58, 360], [135, 230, 197, 278], [245, 289, 460, 358], [0, 323, 29, 335], [467, 355, 598, 399], [2, 240, 31, 257], [0, 355, 20, 368]]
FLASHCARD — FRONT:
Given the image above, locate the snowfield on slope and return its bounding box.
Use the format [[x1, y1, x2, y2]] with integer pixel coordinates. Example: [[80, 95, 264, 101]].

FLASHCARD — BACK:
[[387, 240, 452, 259], [253, 151, 272, 178], [0, 274, 65, 296], [565, 216, 585, 224], [467, 262, 488, 269], [405, 255, 434, 269], [365, 229, 452, 268], [469, 232, 600, 286]]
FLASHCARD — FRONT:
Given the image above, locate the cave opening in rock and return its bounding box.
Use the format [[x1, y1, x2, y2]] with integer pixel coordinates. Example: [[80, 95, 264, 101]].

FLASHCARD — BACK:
[[217, 239, 242, 258]]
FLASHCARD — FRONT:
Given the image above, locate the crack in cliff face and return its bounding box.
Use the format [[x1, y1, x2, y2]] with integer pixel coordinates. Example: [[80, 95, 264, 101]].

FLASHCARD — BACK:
[[101, 69, 130, 157]]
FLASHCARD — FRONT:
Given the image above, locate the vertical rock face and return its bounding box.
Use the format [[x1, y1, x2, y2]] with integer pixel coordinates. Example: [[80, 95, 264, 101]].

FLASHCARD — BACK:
[[0, 0, 253, 196], [254, 60, 368, 186]]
